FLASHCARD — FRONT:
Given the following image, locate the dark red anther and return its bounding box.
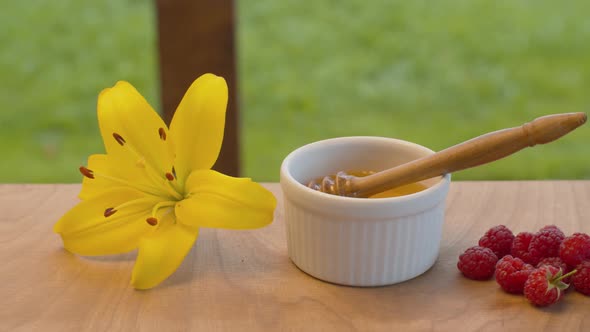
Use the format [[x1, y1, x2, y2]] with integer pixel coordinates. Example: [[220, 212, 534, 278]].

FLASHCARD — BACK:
[[104, 208, 117, 217], [165, 172, 175, 181], [79, 166, 95, 179], [146, 217, 158, 226], [158, 128, 167, 141], [113, 133, 126, 146]]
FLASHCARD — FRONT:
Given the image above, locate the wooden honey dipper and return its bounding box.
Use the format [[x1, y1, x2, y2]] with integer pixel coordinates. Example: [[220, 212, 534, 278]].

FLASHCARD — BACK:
[[308, 112, 587, 198]]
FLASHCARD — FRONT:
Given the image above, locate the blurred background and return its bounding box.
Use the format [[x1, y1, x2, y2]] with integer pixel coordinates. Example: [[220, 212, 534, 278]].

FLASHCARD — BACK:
[[1, 0, 589, 183]]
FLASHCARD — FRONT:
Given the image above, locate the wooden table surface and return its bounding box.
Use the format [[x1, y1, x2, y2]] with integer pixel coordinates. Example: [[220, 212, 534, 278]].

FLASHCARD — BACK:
[[1, 182, 589, 331]]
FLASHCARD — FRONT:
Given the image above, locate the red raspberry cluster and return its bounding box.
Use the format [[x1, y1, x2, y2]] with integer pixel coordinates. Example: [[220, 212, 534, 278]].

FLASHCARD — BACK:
[[457, 224, 590, 307]]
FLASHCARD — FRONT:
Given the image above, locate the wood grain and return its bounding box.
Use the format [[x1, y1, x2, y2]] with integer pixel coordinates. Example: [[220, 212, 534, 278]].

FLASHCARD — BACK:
[[1, 182, 589, 331]]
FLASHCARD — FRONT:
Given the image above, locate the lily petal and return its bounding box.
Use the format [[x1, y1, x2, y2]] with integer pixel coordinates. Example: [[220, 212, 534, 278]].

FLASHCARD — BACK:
[[54, 188, 160, 255], [78, 154, 139, 200], [130, 219, 198, 290], [168, 74, 228, 186], [78, 153, 179, 201], [175, 169, 276, 229], [78, 154, 112, 200], [98, 81, 175, 185]]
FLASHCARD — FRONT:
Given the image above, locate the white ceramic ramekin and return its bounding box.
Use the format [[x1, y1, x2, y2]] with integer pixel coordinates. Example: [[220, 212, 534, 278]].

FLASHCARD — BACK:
[[280, 136, 451, 286]]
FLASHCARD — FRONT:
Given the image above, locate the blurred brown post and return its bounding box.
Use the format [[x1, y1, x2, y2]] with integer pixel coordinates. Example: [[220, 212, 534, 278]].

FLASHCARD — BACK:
[[155, 0, 240, 176]]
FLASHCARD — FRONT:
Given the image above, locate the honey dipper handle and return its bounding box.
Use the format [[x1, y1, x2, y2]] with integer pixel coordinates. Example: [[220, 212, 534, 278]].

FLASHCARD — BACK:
[[353, 112, 587, 197]]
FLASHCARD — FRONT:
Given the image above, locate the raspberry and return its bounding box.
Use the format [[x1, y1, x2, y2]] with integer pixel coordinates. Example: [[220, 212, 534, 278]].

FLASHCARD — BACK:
[[572, 261, 590, 296], [537, 257, 572, 283], [495, 255, 535, 294], [528, 226, 565, 266], [524, 265, 574, 307], [540, 225, 563, 233], [559, 233, 590, 267], [457, 246, 498, 280], [478, 225, 514, 258], [511, 232, 534, 264]]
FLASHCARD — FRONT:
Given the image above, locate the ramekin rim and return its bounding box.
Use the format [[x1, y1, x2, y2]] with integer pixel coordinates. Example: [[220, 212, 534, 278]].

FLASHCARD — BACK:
[[280, 136, 451, 208]]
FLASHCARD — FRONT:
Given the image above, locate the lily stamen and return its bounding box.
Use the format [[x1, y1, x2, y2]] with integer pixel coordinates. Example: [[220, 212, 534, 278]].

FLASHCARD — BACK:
[[157, 207, 176, 224], [113, 133, 126, 146], [162, 178, 183, 200], [63, 211, 148, 238], [112, 137, 183, 200], [142, 168, 182, 201], [104, 208, 117, 217], [79, 166, 95, 179], [158, 128, 167, 141], [145, 202, 176, 227], [145, 201, 177, 226], [111, 197, 159, 213], [85, 169, 165, 198], [150, 201, 177, 219]]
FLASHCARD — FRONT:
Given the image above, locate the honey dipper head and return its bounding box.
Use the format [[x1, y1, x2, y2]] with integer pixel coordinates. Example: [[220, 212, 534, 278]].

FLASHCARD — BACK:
[[307, 171, 356, 197], [579, 112, 587, 125]]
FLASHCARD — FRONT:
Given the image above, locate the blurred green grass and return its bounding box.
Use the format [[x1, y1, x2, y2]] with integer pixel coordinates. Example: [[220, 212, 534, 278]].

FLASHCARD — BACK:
[[0, 1, 158, 182], [1, 0, 589, 183]]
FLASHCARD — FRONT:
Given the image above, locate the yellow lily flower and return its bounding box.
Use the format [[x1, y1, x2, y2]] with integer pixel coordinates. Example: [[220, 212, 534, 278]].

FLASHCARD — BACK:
[[54, 74, 277, 289]]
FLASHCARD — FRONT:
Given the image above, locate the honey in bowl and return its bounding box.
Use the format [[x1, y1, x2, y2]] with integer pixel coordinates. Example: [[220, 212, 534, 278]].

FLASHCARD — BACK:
[[310, 170, 427, 198], [369, 182, 427, 198]]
